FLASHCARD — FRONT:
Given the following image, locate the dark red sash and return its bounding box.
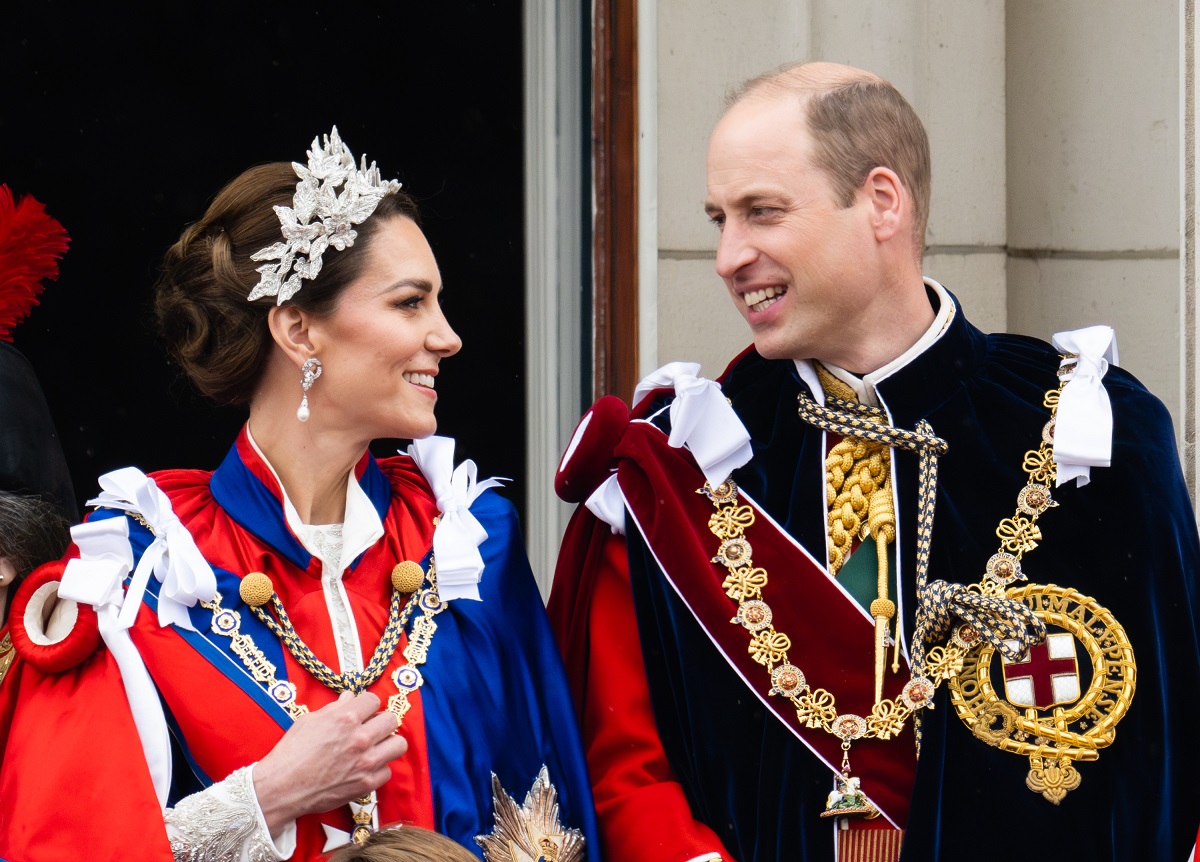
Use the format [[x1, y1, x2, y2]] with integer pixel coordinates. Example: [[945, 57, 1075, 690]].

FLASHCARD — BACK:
[[614, 419, 917, 828]]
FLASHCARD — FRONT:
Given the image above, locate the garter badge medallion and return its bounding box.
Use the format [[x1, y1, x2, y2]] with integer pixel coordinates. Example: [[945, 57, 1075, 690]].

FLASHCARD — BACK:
[[948, 583, 1135, 804]]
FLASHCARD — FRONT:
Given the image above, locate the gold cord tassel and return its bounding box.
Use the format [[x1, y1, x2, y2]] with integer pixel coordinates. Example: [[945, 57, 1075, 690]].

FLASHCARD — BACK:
[[867, 483, 895, 705], [816, 363, 901, 705]]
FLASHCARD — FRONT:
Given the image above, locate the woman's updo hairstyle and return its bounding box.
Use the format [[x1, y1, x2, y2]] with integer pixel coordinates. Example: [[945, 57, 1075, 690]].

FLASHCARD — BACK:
[[155, 161, 420, 405]]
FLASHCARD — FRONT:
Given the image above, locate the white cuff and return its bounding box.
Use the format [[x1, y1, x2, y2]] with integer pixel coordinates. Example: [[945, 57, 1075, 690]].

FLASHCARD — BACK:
[[164, 764, 296, 861], [584, 473, 626, 535]]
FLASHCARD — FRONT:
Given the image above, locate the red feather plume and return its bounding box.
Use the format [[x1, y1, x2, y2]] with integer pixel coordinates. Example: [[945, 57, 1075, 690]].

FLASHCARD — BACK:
[[0, 184, 71, 342]]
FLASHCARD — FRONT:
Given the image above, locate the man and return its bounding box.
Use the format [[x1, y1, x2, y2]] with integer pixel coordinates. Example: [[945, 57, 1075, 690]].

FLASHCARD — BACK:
[[549, 62, 1200, 862]]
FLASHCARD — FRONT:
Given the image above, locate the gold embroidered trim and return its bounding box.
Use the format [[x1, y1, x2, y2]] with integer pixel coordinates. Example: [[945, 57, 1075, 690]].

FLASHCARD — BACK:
[[0, 632, 14, 687]]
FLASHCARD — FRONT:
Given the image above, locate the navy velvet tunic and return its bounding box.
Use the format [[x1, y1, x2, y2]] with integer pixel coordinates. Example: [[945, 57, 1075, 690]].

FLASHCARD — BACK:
[[627, 298, 1200, 861]]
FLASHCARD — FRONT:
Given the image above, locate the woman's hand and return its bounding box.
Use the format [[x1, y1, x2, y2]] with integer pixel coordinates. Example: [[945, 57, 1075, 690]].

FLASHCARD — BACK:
[[252, 691, 408, 835]]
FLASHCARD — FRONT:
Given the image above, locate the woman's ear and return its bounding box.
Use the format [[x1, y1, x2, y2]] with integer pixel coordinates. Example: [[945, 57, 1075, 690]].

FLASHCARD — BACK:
[[0, 557, 16, 586], [267, 305, 316, 368]]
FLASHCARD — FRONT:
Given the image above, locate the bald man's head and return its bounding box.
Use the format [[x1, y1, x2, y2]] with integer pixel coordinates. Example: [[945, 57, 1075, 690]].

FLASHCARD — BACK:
[[727, 61, 931, 260], [730, 60, 885, 101]]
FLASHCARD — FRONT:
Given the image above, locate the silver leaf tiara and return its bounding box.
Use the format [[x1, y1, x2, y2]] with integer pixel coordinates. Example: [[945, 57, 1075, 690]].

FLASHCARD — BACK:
[[247, 126, 402, 305]]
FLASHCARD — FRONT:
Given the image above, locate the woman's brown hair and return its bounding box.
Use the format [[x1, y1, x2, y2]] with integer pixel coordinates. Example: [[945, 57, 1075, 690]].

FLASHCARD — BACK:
[[154, 161, 419, 405], [324, 826, 480, 862]]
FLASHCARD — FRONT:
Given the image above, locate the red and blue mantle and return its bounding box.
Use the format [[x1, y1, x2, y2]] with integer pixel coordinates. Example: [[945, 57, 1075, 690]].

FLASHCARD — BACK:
[[0, 429, 597, 861]]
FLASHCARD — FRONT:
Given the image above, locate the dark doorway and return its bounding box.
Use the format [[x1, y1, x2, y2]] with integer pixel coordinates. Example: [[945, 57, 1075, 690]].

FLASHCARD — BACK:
[[2, 1, 526, 519]]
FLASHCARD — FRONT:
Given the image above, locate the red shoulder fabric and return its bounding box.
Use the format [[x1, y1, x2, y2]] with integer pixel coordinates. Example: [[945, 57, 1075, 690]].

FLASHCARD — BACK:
[[555, 395, 629, 504], [0, 641, 172, 861], [0, 624, 19, 766], [7, 557, 100, 672], [548, 505, 611, 710], [548, 393, 733, 859], [582, 523, 731, 861]]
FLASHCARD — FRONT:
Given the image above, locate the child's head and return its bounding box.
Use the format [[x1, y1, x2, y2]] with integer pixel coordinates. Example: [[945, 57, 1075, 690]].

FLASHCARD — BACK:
[[325, 826, 480, 862]]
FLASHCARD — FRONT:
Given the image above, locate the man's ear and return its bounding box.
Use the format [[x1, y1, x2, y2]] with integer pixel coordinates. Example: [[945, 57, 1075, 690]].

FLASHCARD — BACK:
[[863, 166, 905, 242], [267, 305, 317, 368]]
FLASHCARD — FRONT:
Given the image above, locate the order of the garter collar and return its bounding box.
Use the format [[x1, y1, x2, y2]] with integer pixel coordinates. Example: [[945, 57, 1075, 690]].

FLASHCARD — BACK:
[[247, 125, 402, 305]]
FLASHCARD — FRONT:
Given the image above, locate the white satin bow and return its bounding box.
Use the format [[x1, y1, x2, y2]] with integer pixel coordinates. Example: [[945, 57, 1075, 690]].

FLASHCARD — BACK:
[[59, 518, 135, 611], [633, 361, 753, 488], [407, 436, 507, 602], [1051, 326, 1118, 488], [57, 468, 216, 808], [80, 466, 218, 629]]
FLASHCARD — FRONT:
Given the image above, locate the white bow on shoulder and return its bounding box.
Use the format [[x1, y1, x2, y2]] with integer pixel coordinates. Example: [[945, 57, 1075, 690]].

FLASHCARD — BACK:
[[57, 466, 216, 809], [1051, 326, 1118, 488], [633, 361, 753, 488], [407, 436, 507, 602]]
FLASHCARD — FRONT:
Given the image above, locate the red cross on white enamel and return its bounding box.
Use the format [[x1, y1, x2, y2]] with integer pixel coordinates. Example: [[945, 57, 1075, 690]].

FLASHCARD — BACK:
[[1001, 634, 1080, 709]]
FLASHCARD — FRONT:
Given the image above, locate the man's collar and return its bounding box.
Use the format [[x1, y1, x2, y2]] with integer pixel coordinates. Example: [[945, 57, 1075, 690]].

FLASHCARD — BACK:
[[793, 278, 957, 408]]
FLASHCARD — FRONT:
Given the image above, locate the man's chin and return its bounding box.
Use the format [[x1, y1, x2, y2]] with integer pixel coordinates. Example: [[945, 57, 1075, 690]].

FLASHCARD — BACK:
[[752, 335, 806, 363]]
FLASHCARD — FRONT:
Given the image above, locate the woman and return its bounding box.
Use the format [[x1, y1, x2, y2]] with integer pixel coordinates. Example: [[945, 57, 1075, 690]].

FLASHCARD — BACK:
[[0, 129, 597, 861]]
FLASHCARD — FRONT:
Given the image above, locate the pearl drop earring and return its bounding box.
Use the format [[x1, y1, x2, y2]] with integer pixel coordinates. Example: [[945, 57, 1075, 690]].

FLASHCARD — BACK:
[[297, 357, 323, 422]]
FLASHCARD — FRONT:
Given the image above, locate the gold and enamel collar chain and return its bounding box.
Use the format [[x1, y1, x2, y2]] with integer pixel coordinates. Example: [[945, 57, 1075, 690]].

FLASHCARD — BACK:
[[191, 555, 444, 726], [214, 557, 445, 846], [205, 556, 443, 846], [942, 362, 1136, 805], [112, 507, 447, 845], [113, 506, 445, 726], [700, 385, 1058, 819]]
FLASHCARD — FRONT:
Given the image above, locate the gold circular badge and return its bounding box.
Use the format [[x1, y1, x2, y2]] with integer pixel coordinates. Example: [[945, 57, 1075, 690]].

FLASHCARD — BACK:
[[947, 583, 1135, 803]]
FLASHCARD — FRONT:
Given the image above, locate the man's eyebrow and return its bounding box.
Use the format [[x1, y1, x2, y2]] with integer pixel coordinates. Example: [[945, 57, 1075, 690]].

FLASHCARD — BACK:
[[704, 189, 789, 215]]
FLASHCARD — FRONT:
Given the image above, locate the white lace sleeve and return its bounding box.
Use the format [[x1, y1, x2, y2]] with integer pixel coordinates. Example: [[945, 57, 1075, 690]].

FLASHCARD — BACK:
[[164, 764, 297, 862]]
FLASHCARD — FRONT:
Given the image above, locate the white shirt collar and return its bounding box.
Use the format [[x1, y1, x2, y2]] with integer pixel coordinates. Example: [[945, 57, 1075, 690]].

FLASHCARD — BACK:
[[244, 426, 385, 574], [793, 277, 956, 408]]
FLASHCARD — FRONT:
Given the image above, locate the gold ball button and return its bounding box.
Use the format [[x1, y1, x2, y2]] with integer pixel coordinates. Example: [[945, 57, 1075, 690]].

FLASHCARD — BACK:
[[391, 561, 425, 593], [239, 572, 274, 608], [869, 598, 896, 619]]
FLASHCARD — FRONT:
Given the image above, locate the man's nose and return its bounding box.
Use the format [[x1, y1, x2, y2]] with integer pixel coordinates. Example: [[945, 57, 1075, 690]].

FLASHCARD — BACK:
[[715, 222, 756, 279]]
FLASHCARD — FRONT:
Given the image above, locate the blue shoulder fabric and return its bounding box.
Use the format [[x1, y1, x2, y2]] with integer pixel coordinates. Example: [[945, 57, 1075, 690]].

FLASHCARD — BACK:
[[420, 488, 600, 855], [210, 445, 312, 571]]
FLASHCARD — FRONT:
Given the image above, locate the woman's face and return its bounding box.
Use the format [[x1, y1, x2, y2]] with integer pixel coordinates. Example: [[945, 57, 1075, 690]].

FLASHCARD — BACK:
[[306, 217, 461, 441]]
